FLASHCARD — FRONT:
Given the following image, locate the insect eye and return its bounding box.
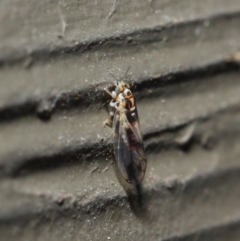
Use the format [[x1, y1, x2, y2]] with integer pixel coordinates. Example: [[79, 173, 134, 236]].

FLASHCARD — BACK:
[[124, 89, 131, 96]]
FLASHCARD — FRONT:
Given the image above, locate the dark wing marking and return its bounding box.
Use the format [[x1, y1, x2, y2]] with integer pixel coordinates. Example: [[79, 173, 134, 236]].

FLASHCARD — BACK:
[[113, 109, 147, 185]]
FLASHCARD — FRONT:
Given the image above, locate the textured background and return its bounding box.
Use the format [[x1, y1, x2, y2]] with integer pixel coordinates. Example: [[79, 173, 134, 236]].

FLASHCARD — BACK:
[[0, 0, 240, 240]]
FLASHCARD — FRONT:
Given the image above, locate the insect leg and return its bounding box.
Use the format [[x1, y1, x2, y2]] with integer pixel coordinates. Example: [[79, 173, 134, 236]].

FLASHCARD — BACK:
[[103, 106, 115, 128], [103, 114, 114, 128], [104, 88, 117, 99]]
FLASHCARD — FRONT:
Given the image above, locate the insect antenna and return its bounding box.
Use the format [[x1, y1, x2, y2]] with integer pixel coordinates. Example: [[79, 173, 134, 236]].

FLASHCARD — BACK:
[[124, 66, 131, 77], [110, 73, 119, 86], [122, 66, 131, 83]]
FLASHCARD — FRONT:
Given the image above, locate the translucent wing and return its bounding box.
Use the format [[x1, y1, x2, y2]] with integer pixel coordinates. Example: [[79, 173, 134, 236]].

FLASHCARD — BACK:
[[113, 108, 147, 185]]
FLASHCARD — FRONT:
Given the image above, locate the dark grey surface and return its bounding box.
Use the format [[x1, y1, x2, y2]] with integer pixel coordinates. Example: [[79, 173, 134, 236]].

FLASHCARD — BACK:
[[0, 0, 240, 240]]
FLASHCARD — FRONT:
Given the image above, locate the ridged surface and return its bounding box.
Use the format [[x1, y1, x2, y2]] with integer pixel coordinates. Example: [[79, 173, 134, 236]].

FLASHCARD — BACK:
[[0, 0, 240, 240]]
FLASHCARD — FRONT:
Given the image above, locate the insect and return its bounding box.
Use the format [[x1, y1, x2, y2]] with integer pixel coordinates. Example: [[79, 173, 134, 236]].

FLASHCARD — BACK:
[[104, 76, 147, 185]]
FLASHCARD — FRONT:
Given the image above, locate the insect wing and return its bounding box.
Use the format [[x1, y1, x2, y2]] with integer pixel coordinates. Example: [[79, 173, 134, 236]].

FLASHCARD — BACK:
[[113, 108, 147, 185]]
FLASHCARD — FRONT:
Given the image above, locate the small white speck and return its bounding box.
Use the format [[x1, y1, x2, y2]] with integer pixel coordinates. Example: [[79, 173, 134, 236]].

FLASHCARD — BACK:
[[110, 101, 115, 107], [195, 27, 201, 36], [112, 91, 117, 98]]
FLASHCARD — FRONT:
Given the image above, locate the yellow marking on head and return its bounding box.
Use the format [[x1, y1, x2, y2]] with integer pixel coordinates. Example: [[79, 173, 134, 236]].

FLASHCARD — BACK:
[[115, 81, 131, 95]]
